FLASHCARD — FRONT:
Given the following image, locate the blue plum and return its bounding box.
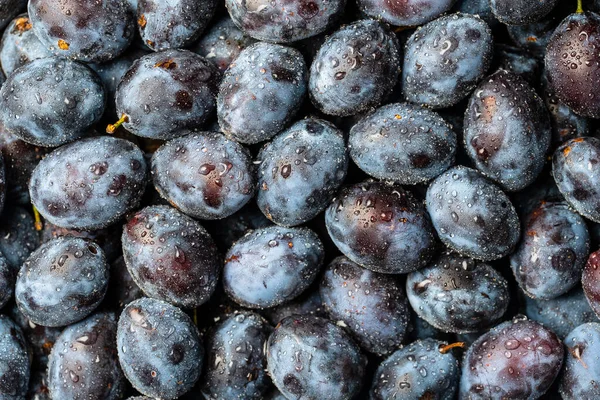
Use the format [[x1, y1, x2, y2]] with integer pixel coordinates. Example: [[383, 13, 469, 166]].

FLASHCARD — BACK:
[[510, 201, 589, 299], [402, 13, 493, 109], [223, 225, 324, 309], [319, 256, 409, 356], [460, 317, 564, 399], [452, 0, 498, 27], [225, 0, 345, 43], [114, 49, 220, 140], [257, 117, 348, 226], [425, 166, 520, 261], [463, 69, 551, 191], [326, 181, 437, 274], [266, 315, 366, 400], [151, 132, 255, 220], [349, 102, 456, 185], [137, 0, 217, 51], [200, 312, 272, 399], [0, 14, 51, 77], [406, 251, 510, 333], [358, 0, 455, 27], [559, 322, 600, 399], [490, 0, 559, 25], [370, 338, 460, 400], [117, 298, 203, 399], [309, 19, 401, 116], [28, 0, 135, 62], [122, 205, 221, 308], [0, 57, 105, 147], [0, 315, 30, 399], [0, 206, 38, 271], [47, 312, 126, 400], [30, 136, 147, 230], [15, 237, 109, 327], [217, 42, 307, 144], [553, 137, 600, 223]]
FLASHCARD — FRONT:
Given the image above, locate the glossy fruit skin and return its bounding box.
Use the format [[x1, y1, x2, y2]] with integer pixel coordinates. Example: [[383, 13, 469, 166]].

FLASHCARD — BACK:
[[583, 249, 600, 318], [28, 0, 135, 63], [309, 20, 401, 117], [217, 42, 307, 144], [402, 13, 493, 109], [490, 0, 558, 25], [257, 118, 348, 227], [522, 288, 598, 339], [115, 49, 220, 140], [15, 237, 109, 327], [559, 322, 600, 399], [225, 0, 345, 43], [349, 103, 456, 184], [425, 166, 520, 261], [117, 298, 203, 400], [326, 181, 437, 274], [223, 225, 324, 309], [406, 251, 510, 333], [0, 57, 105, 147], [0, 315, 30, 399], [137, 0, 217, 51], [151, 132, 255, 220], [510, 202, 590, 300], [122, 205, 221, 308], [0, 253, 12, 309], [263, 287, 326, 326], [358, 0, 455, 27], [0, 13, 52, 77], [545, 12, 600, 118], [192, 17, 256, 73], [266, 315, 366, 400], [319, 256, 409, 356], [47, 312, 126, 400], [370, 338, 460, 400], [460, 317, 564, 400], [464, 70, 551, 191], [30, 136, 147, 230], [200, 312, 272, 400]]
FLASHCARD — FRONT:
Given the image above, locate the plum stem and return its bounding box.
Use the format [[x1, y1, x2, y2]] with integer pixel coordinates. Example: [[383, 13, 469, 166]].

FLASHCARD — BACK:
[[106, 114, 129, 134], [32, 205, 43, 231], [439, 342, 466, 354], [577, 0, 584, 13]]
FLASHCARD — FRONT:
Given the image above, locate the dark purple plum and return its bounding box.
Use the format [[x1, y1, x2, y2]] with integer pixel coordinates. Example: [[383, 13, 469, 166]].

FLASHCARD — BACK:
[[326, 181, 437, 274], [0, 253, 12, 309], [553, 137, 600, 222], [0, 315, 30, 399], [266, 315, 366, 400], [122, 205, 220, 308], [225, 0, 345, 43], [114, 49, 220, 140], [28, 0, 135, 62], [490, 0, 559, 25], [370, 339, 460, 400], [460, 317, 564, 399], [47, 312, 126, 400], [0, 14, 52, 77], [349, 102, 456, 184], [309, 19, 401, 116], [151, 132, 255, 220], [559, 322, 600, 399], [200, 312, 272, 399], [192, 17, 256, 72], [257, 117, 347, 226], [358, 0, 455, 27], [583, 249, 600, 318], [510, 202, 589, 299], [426, 166, 520, 261], [117, 298, 203, 399], [545, 11, 600, 118], [402, 13, 493, 109], [223, 225, 324, 309], [15, 237, 109, 327], [523, 288, 598, 339], [30, 136, 147, 230], [0, 57, 105, 147], [263, 287, 325, 326], [217, 42, 307, 144], [0, 207, 40, 271], [319, 256, 409, 356], [104, 256, 143, 311], [137, 0, 217, 51], [407, 251, 510, 333]]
